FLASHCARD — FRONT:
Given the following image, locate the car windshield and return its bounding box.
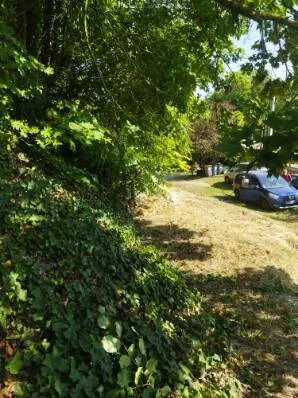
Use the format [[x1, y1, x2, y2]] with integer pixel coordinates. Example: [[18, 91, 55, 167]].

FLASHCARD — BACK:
[[236, 164, 248, 171], [257, 174, 290, 189]]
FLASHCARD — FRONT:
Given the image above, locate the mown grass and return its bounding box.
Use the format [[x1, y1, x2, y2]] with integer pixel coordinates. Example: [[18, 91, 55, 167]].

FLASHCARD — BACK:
[[139, 175, 298, 397], [195, 175, 298, 224], [187, 268, 298, 398], [137, 213, 298, 397]]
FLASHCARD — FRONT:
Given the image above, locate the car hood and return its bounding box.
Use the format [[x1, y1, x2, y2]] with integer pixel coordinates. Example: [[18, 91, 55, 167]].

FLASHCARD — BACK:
[[266, 186, 298, 196]]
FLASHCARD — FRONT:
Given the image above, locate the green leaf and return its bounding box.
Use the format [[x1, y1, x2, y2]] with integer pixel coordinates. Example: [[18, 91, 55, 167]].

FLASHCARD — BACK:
[[54, 379, 66, 396], [17, 288, 27, 301], [127, 344, 135, 357], [157, 386, 171, 397], [5, 352, 24, 375], [102, 335, 121, 353], [134, 366, 143, 386], [142, 387, 154, 398], [145, 358, 157, 375], [97, 314, 110, 329], [119, 355, 131, 368], [117, 368, 131, 388], [138, 338, 146, 356], [12, 382, 27, 397], [115, 321, 122, 337]]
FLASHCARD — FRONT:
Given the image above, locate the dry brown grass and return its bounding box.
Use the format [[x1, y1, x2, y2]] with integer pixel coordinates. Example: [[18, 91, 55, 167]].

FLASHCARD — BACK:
[[136, 176, 298, 397], [137, 178, 298, 285]]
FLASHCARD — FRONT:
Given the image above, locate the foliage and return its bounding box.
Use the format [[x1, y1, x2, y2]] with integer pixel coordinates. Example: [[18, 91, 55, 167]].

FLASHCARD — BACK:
[[0, 145, 240, 396], [0, 18, 191, 203], [201, 69, 298, 169], [1, 0, 298, 395], [190, 119, 220, 166]]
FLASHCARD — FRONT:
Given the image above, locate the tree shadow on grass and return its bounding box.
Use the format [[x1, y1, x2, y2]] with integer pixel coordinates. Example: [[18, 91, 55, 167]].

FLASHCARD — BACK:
[[268, 210, 298, 224], [136, 220, 213, 261], [185, 265, 298, 397], [211, 181, 233, 191], [165, 173, 204, 182], [214, 195, 298, 221]]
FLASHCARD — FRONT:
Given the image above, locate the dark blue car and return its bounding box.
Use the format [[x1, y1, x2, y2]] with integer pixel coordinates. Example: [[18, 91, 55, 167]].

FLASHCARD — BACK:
[[291, 174, 298, 190], [233, 171, 298, 210]]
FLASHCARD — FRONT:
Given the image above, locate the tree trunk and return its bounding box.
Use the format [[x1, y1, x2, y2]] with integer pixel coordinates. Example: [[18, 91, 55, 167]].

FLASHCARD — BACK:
[[40, 0, 55, 65]]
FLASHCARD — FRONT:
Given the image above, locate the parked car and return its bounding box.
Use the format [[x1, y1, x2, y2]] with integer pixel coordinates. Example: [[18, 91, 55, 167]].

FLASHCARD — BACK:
[[224, 162, 249, 184], [233, 171, 298, 210], [290, 174, 298, 189]]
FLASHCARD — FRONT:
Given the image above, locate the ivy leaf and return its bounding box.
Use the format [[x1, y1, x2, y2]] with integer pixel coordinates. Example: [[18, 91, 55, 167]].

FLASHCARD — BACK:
[[138, 338, 146, 356], [119, 355, 131, 368], [142, 387, 154, 398], [97, 314, 110, 329], [134, 366, 143, 385], [127, 344, 135, 357], [157, 386, 171, 397], [101, 335, 121, 353], [18, 288, 27, 302], [117, 368, 131, 388], [115, 321, 122, 337], [5, 352, 24, 375], [145, 358, 157, 375]]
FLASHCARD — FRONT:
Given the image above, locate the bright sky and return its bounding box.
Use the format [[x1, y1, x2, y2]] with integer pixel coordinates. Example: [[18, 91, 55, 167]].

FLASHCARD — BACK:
[[231, 21, 289, 80], [197, 22, 290, 97]]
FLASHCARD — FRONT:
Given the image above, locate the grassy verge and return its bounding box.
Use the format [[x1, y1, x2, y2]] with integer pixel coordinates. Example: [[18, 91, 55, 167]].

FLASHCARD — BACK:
[[190, 175, 298, 224]]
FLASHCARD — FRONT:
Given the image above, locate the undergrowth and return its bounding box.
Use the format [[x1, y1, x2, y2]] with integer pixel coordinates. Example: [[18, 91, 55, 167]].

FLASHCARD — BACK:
[[0, 145, 240, 397]]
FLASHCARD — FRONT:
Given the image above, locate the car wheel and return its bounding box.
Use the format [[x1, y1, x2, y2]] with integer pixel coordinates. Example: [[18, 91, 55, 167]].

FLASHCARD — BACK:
[[234, 189, 240, 200], [224, 176, 230, 184], [260, 197, 271, 211]]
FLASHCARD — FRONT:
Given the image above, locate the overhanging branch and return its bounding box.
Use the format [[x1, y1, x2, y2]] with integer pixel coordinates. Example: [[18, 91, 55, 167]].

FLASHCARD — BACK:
[[214, 0, 298, 29]]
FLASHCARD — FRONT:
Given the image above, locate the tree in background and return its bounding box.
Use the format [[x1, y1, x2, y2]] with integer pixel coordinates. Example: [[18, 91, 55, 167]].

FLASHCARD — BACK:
[[190, 119, 219, 168]]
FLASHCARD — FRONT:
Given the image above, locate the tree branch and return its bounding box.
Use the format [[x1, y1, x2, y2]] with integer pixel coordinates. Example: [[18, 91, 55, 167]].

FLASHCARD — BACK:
[[214, 0, 298, 29]]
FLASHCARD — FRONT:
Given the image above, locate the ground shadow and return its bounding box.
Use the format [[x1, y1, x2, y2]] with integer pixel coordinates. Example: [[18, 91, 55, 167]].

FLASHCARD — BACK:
[[165, 173, 205, 182], [269, 210, 298, 224], [185, 266, 298, 397], [214, 194, 298, 220], [136, 220, 213, 261], [211, 181, 232, 191]]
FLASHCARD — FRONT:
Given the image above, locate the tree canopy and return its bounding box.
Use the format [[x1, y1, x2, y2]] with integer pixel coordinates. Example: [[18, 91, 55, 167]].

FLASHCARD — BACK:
[[2, 0, 296, 183]]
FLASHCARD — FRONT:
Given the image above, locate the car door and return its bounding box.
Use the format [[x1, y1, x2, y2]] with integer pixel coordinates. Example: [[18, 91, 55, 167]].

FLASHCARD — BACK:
[[240, 176, 261, 202]]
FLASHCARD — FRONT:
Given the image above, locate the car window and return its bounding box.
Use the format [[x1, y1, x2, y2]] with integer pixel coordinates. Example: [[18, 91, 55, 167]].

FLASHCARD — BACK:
[[235, 174, 244, 183], [240, 175, 259, 189], [236, 164, 249, 172], [249, 176, 258, 184], [292, 177, 298, 186], [258, 174, 289, 188]]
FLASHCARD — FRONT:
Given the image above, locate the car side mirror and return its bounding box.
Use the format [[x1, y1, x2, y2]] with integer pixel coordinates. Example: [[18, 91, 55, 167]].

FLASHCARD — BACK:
[[241, 178, 250, 188]]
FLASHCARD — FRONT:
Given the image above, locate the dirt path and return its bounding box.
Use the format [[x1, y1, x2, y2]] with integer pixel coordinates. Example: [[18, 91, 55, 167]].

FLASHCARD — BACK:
[[136, 176, 298, 398]]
